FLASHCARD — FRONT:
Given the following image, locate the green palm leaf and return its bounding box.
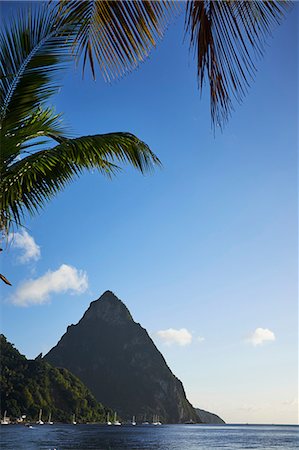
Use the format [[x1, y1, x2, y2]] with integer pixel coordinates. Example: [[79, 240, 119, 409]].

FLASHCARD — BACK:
[[0, 5, 161, 237], [0, 4, 72, 133], [2, 107, 65, 168], [0, 132, 160, 231]]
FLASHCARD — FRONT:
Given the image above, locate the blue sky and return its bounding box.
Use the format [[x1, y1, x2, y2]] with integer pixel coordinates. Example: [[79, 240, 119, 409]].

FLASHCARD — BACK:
[[1, 2, 298, 424]]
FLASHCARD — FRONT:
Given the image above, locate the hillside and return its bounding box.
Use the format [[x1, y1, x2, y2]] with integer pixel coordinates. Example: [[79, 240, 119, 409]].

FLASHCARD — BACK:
[[0, 334, 110, 423], [195, 408, 225, 424]]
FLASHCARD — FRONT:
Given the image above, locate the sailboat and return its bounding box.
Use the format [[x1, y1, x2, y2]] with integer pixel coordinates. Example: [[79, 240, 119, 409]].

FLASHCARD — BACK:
[[36, 409, 44, 425], [113, 412, 121, 426], [142, 413, 149, 425], [47, 412, 53, 425], [131, 415, 136, 426], [106, 413, 112, 425], [1, 411, 9, 425], [152, 415, 162, 425], [72, 414, 77, 425]]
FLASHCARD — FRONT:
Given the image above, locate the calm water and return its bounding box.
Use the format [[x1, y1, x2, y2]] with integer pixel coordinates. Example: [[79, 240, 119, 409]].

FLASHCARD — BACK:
[[1, 424, 298, 450]]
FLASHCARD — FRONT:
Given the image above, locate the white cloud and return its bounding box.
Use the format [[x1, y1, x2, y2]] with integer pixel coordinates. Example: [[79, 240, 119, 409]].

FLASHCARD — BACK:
[[12, 264, 88, 307], [8, 230, 40, 263], [247, 327, 276, 346], [156, 328, 192, 346], [197, 336, 205, 343]]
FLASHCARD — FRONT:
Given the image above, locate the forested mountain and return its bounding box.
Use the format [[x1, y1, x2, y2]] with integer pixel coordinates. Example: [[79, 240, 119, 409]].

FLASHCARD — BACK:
[[0, 335, 110, 422]]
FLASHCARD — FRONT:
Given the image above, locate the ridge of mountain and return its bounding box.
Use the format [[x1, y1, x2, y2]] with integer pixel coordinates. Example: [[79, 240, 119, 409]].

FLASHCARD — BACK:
[[195, 408, 225, 424]]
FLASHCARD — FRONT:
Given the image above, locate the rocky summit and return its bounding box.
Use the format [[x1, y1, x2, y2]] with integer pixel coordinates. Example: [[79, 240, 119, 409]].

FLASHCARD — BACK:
[[44, 291, 200, 423]]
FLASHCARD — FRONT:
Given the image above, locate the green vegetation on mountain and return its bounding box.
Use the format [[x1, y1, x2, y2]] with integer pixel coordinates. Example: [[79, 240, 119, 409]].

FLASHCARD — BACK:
[[0, 334, 110, 423]]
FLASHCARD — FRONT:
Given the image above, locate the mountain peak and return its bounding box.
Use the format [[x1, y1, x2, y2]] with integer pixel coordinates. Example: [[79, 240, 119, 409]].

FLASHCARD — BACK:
[[99, 290, 120, 301], [83, 290, 133, 325], [44, 291, 201, 423]]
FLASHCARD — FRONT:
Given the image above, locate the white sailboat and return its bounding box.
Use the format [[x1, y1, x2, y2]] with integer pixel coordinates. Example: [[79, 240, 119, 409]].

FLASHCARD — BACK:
[[142, 413, 149, 425], [36, 409, 44, 425], [106, 413, 112, 425], [152, 414, 162, 425], [47, 412, 53, 425], [72, 414, 77, 425], [131, 415, 136, 426], [1, 411, 9, 425], [113, 412, 121, 426]]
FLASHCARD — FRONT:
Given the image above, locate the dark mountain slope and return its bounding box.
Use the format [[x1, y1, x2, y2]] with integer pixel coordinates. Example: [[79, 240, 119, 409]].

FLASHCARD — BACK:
[[195, 408, 225, 424], [44, 291, 199, 423]]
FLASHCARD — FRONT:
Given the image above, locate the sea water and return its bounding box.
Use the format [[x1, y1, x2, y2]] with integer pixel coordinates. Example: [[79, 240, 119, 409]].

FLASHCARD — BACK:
[[0, 423, 298, 449]]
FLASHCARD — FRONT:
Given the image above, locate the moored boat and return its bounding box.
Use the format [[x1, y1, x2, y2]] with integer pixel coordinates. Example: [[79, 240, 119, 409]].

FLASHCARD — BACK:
[[113, 412, 121, 425], [1, 411, 10, 425], [36, 409, 44, 425], [142, 413, 149, 425]]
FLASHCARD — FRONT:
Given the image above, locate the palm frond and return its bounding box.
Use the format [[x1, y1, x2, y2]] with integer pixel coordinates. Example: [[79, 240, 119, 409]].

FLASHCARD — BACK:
[[0, 273, 12, 286], [2, 107, 65, 168], [185, 0, 290, 129], [0, 132, 161, 231], [0, 4, 72, 133], [56, 0, 179, 80]]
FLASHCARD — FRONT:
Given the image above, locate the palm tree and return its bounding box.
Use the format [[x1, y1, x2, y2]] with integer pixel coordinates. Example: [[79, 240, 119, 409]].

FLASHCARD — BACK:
[[0, 5, 160, 284], [54, 0, 290, 129], [0, 1, 291, 284]]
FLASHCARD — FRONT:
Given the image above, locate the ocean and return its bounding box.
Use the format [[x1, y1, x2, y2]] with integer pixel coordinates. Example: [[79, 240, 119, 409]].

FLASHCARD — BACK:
[[0, 423, 298, 449]]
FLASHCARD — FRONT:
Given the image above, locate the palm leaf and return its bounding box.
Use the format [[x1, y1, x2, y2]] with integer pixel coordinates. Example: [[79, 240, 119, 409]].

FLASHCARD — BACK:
[[0, 273, 12, 286], [2, 107, 65, 168], [0, 132, 161, 230], [185, 0, 290, 128], [0, 5, 161, 235], [56, 0, 179, 80], [0, 4, 73, 133]]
